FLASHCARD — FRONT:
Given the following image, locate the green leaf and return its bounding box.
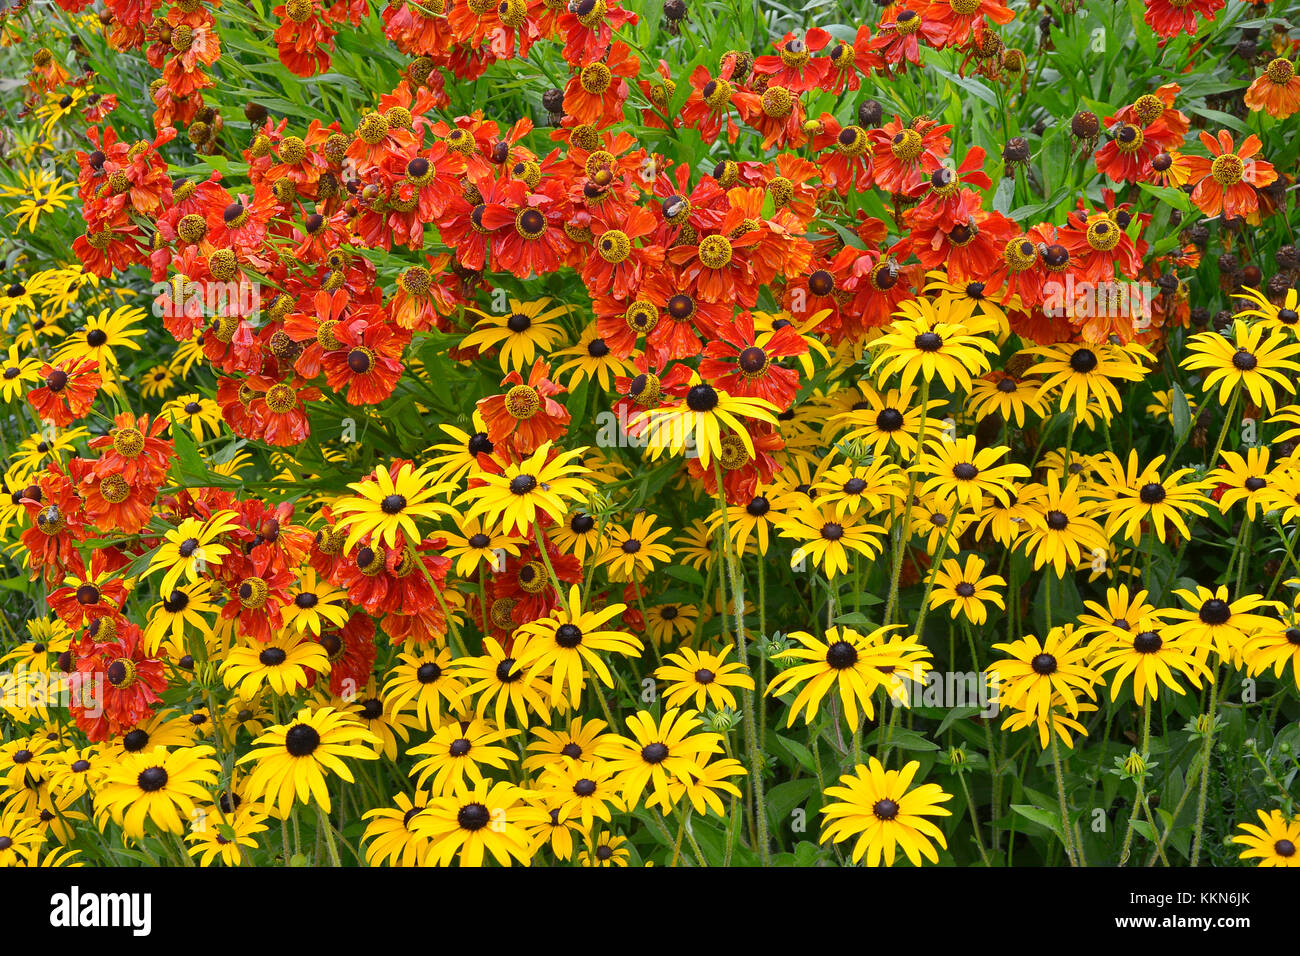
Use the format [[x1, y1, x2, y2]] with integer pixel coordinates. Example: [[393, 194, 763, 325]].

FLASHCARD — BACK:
[[1170, 382, 1192, 439], [1011, 803, 1063, 833]]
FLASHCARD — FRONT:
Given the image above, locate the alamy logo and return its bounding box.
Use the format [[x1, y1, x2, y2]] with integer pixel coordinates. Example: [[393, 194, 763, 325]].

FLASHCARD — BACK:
[[49, 886, 152, 936]]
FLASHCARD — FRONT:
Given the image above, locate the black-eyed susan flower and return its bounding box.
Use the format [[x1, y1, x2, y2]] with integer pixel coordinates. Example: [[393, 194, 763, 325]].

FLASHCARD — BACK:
[[655, 644, 754, 711], [1183, 319, 1300, 415], [1092, 617, 1213, 705], [634, 371, 781, 470], [928, 555, 1005, 625], [0, 344, 42, 402], [0, 802, 45, 866], [237, 706, 379, 817], [408, 717, 518, 796], [281, 569, 350, 637], [1028, 341, 1150, 421], [1163, 585, 1280, 666], [550, 510, 608, 562], [1233, 285, 1300, 334], [221, 633, 330, 699], [412, 780, 539, 867], [1232, 808, 1300, 867], [1244, 622, 1300, 691], [1016, 474, 1109, 576], [442, 514, 524, 577], [988, 626, 1099, 721], [95, 745, 220, 838], [142, 580, 218, 656], [915, 436, 1029, 509], [361, 790, 435, 867], [553, 323, 633, 390], [523, 717, 612, 774], [461, 297, 569, 372], [968, 368, 1050, 426], [454, 636, 552, 728], [777, 499, 886, 579], [383, 647, 465, 731], [1076, 584, 1157, 642], [819, 758, 952, 866], [813, 458, 906, 519], [828, 383, 948, 460], [538, 759, 625, 830], [513, 585, 643, 707], [457, 441, 594, 536], [145, 510, 242, 595], [1212, 448, 1273, 517], [1000, 695, 1096, 750], [342, 681, 421, 761], [598, 512, 674, 581], [767, 625, 930, 729], [333, 461, 457, 552], [185, 807, 269, 867], [869, 301, 998, 392], [54, 305, 146, 372], [596, 708, 722, 812], [579, 830, 631, 867], [424, 417, 494, 487], [1092, 450, 1212, 544]]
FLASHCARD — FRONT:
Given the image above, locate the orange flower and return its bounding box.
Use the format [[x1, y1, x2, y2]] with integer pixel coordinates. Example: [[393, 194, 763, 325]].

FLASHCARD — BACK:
[[477, 359, 571, 455], [1245, 58, 1300, 120], [1181, 130, 1277, 223]]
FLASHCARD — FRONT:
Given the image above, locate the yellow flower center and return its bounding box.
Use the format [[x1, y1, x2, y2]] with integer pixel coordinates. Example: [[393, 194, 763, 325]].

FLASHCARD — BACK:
[[99, 474, 130, 504], [112, 427, 145, 458], [761, 86, 794, 118], [238, 577, 269, 610], [597, 229, 632, 264], [624, 300, 659, 334], [891, 128, 924, 162], [1266, 58, 1296, 84], [357, 112, 388, 145], [580, 62, 613, 95], [265, 384, 297, 414], [1211, 153, 1243, 186], [698, 234, 733, 269], [505, 384, 541, 419], [1085, 215, 1121, 252]]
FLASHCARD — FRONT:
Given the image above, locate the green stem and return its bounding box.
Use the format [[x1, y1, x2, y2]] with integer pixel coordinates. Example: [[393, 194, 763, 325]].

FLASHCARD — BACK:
[[1119, 698, 1152, 866]]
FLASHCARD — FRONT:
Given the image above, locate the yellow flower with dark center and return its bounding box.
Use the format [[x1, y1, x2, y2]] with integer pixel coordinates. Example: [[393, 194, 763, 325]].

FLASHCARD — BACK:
[[1232, 285, 1300, 336], [767, 625, 930, 729], [538, 759, 625, 830], [453, 635, 553, 727], [237, 706, 379, 817], [928, 554, 1006, 625], [655, 644, 754, 711], [513, 585, 642, 706], [578, 830, 631, 867], [456, 441, 594, 536], [461, 298, 568, 372], [632, 371, 781, 470], [1092, 617, 1212, 705], [988, 625, 1099, 721], [869, 302, 998, 392], [1091, 450, 1212, 544], [1244, 621, 1300, 690], [776, 499, 886, 579], [598, 512, 674, 581], [812, 459, 906, 519], [221, 633, 330, 698], [143, 579, 218, 656], [281, 569, 350, 637], [1016, 474, 1108, 576], [408, 717, 518, 796], [1232, 809, 1300, 867], [185, 807, 269, 867], [595, 707, 723, 812], [915, 436, 1029, 510], [1183, 319, 1300, 415], [1163, 585, 1280, 666], [54, 305, 147, 371], [1076, 584, 1157, 645], [819, 758, 953, 867], [1028, 341, 1150, 421], [0, 344, 42, 402], [146, 510, 242, 594], [552, 322, 632, 391], [95, 745, 220, 837], [382, 647, 465, 730], [413, 780, 540, 867], [0, 801, 46, 866], [361, 791, 435, 867], [333, 461, 457, 552]]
